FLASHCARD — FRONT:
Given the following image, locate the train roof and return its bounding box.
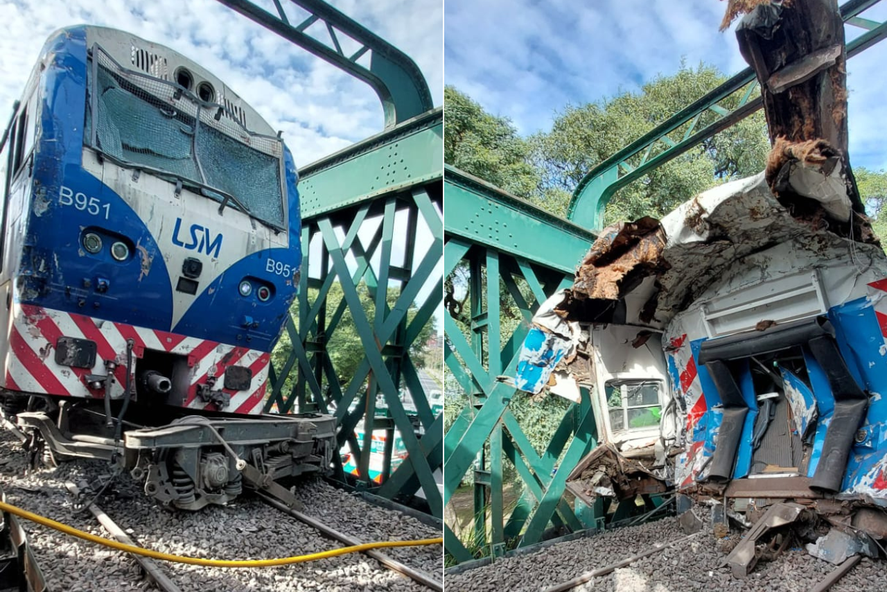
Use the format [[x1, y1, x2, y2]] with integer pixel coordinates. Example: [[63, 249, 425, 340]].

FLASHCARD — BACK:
[[44, 24, 277, 138]]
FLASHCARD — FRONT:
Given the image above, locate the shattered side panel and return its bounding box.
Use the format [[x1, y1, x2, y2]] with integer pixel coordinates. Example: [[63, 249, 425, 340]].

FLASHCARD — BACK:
[[829, 286, 887, 502], [779, 366, 818, 440], [665, 333, 715, 487], [514, 289, 580, 395], [514, 326, 571, 394]]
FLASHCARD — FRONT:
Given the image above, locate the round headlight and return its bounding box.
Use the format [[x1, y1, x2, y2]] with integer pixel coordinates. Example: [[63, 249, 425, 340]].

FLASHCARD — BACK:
[[257, 286, 271, 302], [238, 280, 252, 297], [83, 233, 102, 254], [111, 241, 129, 261]]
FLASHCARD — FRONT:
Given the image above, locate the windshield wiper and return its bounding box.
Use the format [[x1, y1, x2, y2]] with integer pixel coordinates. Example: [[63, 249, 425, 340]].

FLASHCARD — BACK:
[[214, 189, 250, 217], [90, 148, 284, 232]]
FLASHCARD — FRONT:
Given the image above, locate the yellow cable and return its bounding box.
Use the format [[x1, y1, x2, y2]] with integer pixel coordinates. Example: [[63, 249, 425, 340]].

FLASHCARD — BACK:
[[0, 500, 442, 568]]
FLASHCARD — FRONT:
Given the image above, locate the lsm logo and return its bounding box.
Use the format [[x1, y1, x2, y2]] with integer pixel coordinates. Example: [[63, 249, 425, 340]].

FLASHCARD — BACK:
[[172, 218, 223, 257]]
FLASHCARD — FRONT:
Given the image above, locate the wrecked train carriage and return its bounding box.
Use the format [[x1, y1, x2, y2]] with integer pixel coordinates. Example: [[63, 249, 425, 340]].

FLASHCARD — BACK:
[[517, 170, 887, 522]]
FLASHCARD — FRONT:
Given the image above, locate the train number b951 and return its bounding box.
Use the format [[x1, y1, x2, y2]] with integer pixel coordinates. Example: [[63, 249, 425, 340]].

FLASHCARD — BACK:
[[59, 186, 110, 219], [266, 257, 293, 278]]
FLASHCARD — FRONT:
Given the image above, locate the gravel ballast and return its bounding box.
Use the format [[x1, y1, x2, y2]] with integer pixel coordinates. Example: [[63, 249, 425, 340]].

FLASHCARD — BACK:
[[0, 428, 441, 591], [446, 511, 887, 592]]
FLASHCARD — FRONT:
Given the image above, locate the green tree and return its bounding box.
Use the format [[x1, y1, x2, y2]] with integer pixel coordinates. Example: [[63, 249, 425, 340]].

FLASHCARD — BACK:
[[444, 86, 540, 199], [857, 167, 887, 240], [271, 282, 436, 405], [531, 62, 770, 223]]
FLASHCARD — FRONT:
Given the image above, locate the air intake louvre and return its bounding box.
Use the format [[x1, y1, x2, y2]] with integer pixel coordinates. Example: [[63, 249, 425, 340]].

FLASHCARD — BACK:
[[222, 97, 246, 127], [130, 46, 169, 80]]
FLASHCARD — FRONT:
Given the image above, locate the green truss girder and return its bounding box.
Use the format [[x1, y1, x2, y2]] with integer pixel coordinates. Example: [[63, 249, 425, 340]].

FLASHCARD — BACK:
[[214, 0, 433, 129], [566, 0, 887, 229], [445, 166, 596, 274], [266, 114, 443, 516], [443, 168, 600, 560], [300, 109, 442, 219]]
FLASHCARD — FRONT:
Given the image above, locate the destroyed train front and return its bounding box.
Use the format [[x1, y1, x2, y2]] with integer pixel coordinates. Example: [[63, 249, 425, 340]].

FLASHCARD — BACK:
[[516, 166, 887, 520]]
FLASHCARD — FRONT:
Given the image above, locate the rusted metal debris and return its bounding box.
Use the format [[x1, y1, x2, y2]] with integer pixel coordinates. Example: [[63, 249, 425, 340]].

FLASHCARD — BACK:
[[734, 0, 870, 237], [570, 217, 667, 302], [564, 444, 668, 506], [722, 502, 807, 578]]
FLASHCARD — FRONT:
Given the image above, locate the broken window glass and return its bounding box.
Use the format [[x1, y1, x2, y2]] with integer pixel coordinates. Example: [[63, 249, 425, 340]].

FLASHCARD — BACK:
[[196, 124, 283, 226], [606, 384, 622, 408], [609, 409, 625, 431], [88, 47, 285, 229], [605, 380, 662, 433], [95, 66, 200, 183]]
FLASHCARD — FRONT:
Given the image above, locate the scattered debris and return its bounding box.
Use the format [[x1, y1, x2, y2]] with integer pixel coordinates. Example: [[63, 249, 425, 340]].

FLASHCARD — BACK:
[[722, 502, 806, 578], [565, 444, 668, 507], [678, 509, 703, 534], [806, 528, 877, 565]]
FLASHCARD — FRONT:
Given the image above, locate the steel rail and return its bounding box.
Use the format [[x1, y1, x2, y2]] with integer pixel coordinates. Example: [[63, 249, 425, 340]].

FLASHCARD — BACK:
[[541, 532, 706, 592], [257, 491, 443, 591], [64, 482, 181, 592]]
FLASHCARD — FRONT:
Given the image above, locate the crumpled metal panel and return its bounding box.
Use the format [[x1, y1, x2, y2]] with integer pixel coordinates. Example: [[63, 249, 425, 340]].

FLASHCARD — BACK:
[[780, 364, 819, 440], [514, 327, 572, 395], [723, 502, 807, 578], [514, 290, 580, 395], [565, 443, 668, 505], [572, 217, 666, 301]]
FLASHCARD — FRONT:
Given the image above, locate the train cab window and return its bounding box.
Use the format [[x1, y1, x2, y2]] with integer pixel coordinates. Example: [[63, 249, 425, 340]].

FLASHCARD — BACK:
[[606, 380, 662, 433], [10, 98, 35, 181], [90, 49, 286, 229], [11, 108, 27, 177]]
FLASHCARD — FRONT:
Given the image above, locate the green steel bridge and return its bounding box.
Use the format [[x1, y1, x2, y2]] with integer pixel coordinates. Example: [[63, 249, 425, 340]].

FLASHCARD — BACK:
[[215, 0, 444, 517], [442, 0, 887, 562]]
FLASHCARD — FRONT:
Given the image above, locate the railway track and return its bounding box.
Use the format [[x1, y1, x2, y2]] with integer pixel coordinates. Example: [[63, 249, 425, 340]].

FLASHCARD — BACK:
[[445, 513, 887, 592], [0, 426, 442, 592]]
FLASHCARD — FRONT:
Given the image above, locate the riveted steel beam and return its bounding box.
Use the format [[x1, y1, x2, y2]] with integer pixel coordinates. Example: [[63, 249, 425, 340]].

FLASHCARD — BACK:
[[214, 0, 433, 129], [443, 170, 599, 559]]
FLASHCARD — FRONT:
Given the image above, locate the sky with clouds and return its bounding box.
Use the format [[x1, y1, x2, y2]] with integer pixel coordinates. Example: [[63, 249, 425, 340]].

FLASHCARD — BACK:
[[445, 0, 887, 171], [0, 0, 443, 168]]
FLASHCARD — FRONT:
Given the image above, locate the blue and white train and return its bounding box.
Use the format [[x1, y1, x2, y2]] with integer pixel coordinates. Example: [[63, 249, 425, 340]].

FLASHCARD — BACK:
[[0, 26, 335, 510]]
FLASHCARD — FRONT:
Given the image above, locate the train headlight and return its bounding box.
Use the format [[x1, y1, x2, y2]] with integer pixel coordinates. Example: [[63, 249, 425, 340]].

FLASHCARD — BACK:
[[111, 242, 130, 261], [257, 286, 271, 302], [238, 280, 252, 297], [82, 233, 102, 254]]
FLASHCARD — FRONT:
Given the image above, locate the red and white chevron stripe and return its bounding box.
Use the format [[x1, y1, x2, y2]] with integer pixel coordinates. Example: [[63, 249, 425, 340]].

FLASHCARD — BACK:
[[868, 278, 887, 339], [4, 304, 269, 415], [667, 333, 709, 488]]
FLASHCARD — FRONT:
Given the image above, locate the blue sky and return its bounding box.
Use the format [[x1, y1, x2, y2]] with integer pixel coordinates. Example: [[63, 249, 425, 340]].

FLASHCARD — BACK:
[[0, 0, 443, 167], [445, 0, 887, 171]]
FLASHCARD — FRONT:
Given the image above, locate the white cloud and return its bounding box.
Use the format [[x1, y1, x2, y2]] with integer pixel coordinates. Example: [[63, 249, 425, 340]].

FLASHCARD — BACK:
[[0, 0, 442, 166]]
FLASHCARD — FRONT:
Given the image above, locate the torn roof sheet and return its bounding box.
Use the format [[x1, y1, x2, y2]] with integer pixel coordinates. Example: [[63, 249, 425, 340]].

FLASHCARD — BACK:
[[564, 171, 883, 330]]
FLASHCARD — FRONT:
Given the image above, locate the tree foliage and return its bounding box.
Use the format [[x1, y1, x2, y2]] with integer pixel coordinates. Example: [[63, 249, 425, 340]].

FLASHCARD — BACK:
[[444, 64, 772, 225], [271, 282, 436, 403], [444, 86, 540, 199], [858, 167, 887, 240], [531, 62, 770, 223]]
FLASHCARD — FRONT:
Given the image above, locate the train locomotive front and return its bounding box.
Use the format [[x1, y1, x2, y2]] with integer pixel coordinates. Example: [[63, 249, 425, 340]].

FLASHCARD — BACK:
[[0, 26, 336, 510]]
